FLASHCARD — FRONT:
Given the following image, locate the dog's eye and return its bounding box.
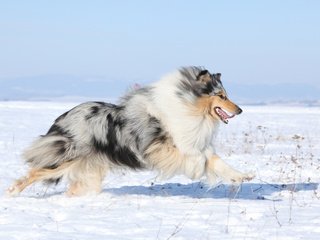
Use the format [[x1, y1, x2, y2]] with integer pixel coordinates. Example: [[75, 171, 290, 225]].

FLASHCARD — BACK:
[[218, 95, 227, 100]]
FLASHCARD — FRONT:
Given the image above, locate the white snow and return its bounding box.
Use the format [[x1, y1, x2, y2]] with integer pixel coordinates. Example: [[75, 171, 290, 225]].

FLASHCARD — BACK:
[[0, 101, 319, 240]]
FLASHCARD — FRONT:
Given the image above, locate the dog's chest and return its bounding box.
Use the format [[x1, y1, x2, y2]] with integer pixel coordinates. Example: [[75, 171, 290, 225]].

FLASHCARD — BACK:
[[171, 117, 216, 154]]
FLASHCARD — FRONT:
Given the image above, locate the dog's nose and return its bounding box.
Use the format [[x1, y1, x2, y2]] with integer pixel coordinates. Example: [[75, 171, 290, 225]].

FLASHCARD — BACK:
[[237, 108, 243, 115]]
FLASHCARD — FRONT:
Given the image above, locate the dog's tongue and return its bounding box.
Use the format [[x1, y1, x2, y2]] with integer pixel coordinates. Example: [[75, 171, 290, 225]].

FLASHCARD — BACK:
[[217, 108, 234, 119]]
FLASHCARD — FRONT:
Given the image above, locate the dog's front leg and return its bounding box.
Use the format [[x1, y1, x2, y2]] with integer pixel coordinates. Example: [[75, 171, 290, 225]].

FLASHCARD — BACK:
[[205, 155, 255, 185]]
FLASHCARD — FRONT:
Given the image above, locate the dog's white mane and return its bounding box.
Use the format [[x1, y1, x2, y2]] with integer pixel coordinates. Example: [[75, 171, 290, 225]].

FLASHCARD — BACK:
[[149, 67, 219, 156]]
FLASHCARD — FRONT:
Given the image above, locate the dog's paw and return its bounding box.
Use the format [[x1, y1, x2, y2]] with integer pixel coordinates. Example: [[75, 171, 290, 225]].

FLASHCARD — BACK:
[[230, 172, 255, 184], [6, 185, 20, 197], [243, 172, 256, 181]]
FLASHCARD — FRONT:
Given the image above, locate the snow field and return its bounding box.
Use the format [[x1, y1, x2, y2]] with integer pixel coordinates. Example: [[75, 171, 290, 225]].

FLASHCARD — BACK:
[[0, 102, 319, 240]]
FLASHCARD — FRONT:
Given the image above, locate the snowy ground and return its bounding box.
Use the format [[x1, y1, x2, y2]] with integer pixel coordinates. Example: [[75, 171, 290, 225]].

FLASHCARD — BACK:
[[0, 101, 319, 240]]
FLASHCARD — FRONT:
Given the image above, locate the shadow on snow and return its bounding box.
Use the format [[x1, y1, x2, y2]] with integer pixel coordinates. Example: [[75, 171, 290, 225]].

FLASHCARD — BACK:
[[103, 182, 319, 200]]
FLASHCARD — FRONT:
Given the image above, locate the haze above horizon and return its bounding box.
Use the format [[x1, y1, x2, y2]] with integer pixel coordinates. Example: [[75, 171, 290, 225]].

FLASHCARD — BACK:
[[0, 1, 319, 101]]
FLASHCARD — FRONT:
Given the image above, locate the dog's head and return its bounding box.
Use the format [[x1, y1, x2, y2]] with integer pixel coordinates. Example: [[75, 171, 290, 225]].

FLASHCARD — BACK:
[[179, 67, 242, 124]]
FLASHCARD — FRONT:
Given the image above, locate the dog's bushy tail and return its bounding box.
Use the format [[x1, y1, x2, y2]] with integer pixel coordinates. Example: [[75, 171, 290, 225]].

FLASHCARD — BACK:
[[23, 135, 77, 184]]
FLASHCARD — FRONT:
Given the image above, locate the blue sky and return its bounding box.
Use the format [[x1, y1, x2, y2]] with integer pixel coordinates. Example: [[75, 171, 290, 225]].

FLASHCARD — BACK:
[[0, 1, 319, 101]]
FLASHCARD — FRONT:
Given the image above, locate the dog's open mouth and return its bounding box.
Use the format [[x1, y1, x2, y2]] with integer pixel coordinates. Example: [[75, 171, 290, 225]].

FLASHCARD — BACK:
[[214, 107, 235, 124]]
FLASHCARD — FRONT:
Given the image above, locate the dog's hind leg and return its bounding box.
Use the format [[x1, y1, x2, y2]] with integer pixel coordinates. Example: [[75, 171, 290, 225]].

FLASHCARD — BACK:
[[66, 177, 103, 197], [66, 158, 108, 197], [6, 161, 73, 197], [205, 155, 255, 185], [7, 169, 41, 197]]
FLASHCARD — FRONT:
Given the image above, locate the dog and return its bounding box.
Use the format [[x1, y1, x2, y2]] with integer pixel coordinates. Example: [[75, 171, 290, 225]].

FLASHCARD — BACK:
[[7, 66, 254, 197]]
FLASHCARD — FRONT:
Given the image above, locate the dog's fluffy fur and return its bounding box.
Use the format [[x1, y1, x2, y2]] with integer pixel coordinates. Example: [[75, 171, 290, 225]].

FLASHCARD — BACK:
[[7, 66, 254, 197]]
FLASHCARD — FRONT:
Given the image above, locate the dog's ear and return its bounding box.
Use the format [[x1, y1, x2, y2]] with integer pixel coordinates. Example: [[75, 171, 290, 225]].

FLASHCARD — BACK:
[[214, 73, 221, 82], [197, 70, 211, 82]]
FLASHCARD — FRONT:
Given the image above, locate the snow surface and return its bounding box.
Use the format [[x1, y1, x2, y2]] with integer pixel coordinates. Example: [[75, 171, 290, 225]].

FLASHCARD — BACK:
[[0, 101, 319, 240]]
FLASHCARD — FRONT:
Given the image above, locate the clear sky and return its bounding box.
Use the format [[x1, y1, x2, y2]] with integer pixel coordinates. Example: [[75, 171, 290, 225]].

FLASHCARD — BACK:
[[0, 0, 319, 90]]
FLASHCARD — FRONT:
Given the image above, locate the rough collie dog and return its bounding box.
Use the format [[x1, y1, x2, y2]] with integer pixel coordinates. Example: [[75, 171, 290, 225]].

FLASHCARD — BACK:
[[7, 66, 254, 197]]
